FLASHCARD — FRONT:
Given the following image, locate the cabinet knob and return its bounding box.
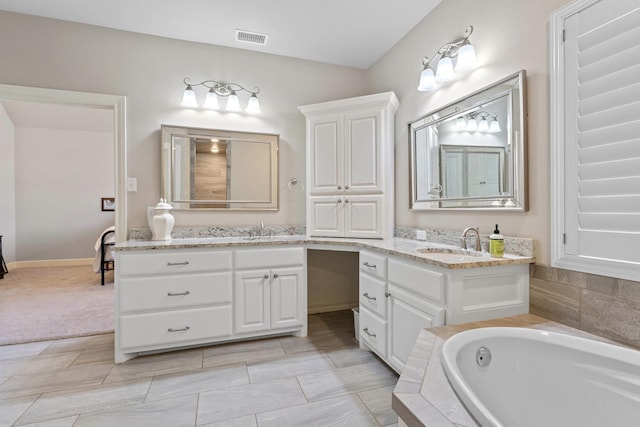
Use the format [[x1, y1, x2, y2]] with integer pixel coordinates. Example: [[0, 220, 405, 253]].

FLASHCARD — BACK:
[[264, 274, 270, 279], [385, 291, 391, 298], [337, 199, 342, 204], [345, 185, 349, 190], [345, 199, 349, 203], [273, 273, 279, 279], [337, 185, 342, 190]]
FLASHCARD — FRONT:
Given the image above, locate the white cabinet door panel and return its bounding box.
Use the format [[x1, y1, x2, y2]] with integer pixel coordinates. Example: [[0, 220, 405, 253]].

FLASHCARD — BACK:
[[309, 114, 343, 194], [271, 267, 304, 330], [344, 108, 383, 193], [235, 269, 270, 334], [345, 195, 383, 238], [309, 196, 345, 237]]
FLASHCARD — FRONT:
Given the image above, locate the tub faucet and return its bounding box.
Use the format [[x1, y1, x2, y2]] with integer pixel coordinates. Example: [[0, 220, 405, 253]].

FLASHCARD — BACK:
[[461, 227, 482, 251]]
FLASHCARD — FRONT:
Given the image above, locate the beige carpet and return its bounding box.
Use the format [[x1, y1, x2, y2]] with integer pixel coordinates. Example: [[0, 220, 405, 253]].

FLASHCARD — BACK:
[[0, 265, 114, 346]]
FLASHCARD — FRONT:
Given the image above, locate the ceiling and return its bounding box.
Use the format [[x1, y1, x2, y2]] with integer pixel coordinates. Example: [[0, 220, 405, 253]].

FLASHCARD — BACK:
[[0, 0, 441, 69]]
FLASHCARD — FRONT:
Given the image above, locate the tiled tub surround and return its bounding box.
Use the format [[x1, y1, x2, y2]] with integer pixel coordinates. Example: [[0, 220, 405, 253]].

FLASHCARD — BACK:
[[530, 265, 640, 349], [392, 314, 633, 427]]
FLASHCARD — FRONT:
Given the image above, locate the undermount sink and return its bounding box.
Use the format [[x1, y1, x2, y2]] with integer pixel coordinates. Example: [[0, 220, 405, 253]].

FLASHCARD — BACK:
[[416, 247, 488, 262]]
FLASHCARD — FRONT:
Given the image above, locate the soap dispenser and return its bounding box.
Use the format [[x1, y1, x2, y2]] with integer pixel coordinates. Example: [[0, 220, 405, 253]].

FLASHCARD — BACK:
[[489, 224, 504, 258]]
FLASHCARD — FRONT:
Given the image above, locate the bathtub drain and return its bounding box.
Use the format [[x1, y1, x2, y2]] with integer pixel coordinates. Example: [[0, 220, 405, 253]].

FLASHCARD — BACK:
[[476, 346, 492, 367]]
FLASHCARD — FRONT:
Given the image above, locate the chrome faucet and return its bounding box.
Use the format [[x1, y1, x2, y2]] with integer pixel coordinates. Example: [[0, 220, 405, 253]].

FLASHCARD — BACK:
[[258, 220, 265, 237], [461, 227, 482, 251]]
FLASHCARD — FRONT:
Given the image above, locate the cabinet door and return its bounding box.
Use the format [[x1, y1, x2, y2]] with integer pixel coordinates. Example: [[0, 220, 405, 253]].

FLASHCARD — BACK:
[[344, 194, 383, 238], [308, 195, 345, 237], [270, 267, 304, 330], [234, 269, 270, 334], [387, 284, 445, 373], [308, 114, 344, 194], [344, 108, 382, 193]]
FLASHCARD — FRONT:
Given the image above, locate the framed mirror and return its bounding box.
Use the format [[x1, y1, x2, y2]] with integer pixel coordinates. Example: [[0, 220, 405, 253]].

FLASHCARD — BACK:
[[161, 125, 279, 210], [409, 70, 527, 210]]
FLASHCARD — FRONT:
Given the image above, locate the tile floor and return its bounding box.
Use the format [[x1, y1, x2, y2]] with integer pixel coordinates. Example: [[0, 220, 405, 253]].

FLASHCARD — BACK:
[[0, 311, 399, 426]]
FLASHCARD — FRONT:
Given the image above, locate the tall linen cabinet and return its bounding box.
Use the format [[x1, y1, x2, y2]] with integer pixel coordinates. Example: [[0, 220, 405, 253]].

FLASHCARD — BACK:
[[299, 92, 399, 239]]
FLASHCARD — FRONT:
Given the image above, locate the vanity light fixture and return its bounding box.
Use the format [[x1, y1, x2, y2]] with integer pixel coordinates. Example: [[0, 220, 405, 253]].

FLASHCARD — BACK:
[[455, 111, 500, 133], [181, 77, 261, 114], [417, 26, 478, 92]]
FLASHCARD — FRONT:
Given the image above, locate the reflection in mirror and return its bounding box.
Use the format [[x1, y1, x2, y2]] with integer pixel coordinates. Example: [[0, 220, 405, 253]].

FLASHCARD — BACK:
[[161, 126, 278, 210], [410, 70, 527, 210]]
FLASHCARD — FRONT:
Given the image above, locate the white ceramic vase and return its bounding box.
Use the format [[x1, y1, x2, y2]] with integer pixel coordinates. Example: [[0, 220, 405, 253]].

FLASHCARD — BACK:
[[151, 199, 174, 241]]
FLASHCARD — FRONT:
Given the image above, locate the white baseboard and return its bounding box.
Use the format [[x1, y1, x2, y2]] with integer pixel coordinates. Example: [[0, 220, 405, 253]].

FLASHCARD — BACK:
[[308, 302, 358, 314], [11, 258, 94, 269]]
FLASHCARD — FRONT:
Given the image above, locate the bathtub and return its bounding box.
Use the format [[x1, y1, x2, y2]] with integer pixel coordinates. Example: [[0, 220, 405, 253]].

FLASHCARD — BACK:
[[441, 327, 640, 427]]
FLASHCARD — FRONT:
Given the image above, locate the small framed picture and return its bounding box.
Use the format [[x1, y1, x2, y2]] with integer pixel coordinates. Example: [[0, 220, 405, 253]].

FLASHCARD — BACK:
[[101, 197, 115, 212]]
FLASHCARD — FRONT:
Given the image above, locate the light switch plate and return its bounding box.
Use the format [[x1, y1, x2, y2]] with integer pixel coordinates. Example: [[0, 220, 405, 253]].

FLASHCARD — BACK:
[[126, 177, 137, 192], [416, 230, 427, 240]]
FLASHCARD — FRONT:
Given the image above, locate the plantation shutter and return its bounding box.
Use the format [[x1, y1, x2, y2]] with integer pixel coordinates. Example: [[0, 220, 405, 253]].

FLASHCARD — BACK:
[[563, 0, 640, 274]]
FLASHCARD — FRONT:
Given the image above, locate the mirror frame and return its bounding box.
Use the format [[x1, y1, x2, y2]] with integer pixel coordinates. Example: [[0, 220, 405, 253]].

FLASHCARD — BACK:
[[161, 125, 279, 210], [409, 70, 527, 211]]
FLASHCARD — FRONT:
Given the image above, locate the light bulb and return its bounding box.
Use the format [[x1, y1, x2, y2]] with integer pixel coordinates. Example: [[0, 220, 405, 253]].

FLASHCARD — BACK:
[[246, 93, 261, 114], [478, 117, 489, 132], [455, 42, 477, 72], [489, 119, 501, 133], [455, 117, 467, 130], [181, 85, 198, 108], [417, 66, 437, 91], [435, 56, 455, 82], [225, 91, 241, 111], [204, 88, 220, 109], [466, 118, 478, 131]]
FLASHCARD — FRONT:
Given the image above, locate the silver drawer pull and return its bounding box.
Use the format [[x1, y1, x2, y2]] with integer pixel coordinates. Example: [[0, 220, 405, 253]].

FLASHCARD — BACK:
[[273, 273, 279, 279], [168, 326, 190, 332], [363, 262, 376, 269], [167, 291, 190, 297], [362, 292, 377, 301], [167, 261, 189, 266], [362, 327, 376, 338], [264, 274, 270, 279]]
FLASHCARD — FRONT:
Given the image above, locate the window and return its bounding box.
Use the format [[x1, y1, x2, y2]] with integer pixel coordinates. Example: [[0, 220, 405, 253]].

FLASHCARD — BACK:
[[550, 0, 640, 281]]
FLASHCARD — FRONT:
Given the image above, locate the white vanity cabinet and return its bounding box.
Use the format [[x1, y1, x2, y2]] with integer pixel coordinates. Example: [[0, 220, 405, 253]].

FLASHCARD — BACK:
[[115, 249, 234, 363], [114, 246, 306, 363], [358, 252, 529, 373], [234, 247, 306, 335], [300, 92, 399, 239]]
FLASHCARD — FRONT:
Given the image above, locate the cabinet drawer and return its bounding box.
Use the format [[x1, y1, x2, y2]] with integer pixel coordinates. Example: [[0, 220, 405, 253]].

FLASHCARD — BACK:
[[359, 251, 387, 280], [388, 258, 445, 304], [117, 250, 231, 276], [119, 272, 232, 313], [358, 307, 387, 358], [119, 306, 232, 350], [234, 247, 304, 269], [359, 273, 387, 318]]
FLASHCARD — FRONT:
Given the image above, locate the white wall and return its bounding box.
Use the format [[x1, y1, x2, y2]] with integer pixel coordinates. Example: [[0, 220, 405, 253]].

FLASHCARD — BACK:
[[368, 0, 570, 265], [14, 127, 114, 260], [0, 103, 16, 264], [0, 11, 369, 231]]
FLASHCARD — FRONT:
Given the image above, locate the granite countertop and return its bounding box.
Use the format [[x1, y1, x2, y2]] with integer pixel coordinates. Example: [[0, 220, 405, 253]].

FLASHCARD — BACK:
[[392, 314, 625, 427], [113, 235, 534, 270]]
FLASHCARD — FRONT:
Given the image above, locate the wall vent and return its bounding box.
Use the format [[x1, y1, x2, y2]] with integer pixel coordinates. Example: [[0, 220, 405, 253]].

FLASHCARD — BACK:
[[235, 29, 269, 46]]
